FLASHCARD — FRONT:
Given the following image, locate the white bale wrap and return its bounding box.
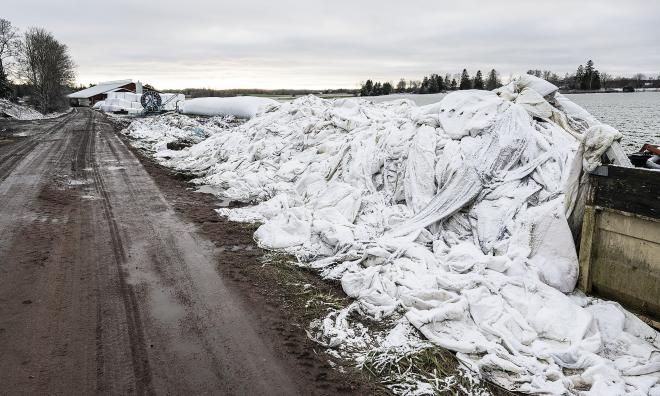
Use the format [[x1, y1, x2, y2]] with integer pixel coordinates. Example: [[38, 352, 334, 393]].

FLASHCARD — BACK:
[[181, 96, 278, 119]]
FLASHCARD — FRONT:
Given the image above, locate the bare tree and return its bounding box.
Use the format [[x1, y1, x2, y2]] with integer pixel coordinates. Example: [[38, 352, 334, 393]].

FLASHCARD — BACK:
[[17, 27, 75, 112], [633, 73, 646, 88], [0, 18, 20, 98], [600, 72, 612, 89], [396, 78, 407, 93]]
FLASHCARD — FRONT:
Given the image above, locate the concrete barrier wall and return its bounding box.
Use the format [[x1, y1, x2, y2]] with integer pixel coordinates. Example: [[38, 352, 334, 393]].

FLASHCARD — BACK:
[[578, 166, 660, 321]]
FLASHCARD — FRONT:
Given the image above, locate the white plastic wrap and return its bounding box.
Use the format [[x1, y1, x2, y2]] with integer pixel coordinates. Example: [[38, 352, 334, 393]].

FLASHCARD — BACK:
[[122, 80, 656, 395], [181, 96, 279, 119]]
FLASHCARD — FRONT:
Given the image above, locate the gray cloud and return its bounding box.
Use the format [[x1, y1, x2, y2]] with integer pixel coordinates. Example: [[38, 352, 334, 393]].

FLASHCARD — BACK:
[[5, 0, 660, 88]]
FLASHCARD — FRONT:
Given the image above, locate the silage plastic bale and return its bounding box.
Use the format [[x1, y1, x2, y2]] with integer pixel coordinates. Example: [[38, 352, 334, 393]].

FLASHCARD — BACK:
[[100, 104, 122, 112], [182, 96, 279, 119]]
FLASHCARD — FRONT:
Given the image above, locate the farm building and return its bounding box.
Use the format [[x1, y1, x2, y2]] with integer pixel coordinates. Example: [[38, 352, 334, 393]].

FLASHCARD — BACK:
[[68, 79, 144, 107]]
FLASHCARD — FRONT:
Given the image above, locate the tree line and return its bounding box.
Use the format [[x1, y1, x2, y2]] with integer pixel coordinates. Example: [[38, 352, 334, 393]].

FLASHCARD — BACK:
[[167, 87, 355, 98], [526, 60, 602, 90], [0, 18, 76, 112], [361, 60, 660, 97], [527, 60, 660, 91], [360, 69, 503, 96]]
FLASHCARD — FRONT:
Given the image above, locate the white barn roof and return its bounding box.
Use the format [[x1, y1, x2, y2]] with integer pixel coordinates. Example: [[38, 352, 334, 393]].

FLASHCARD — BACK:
[[67, 79, 134, 99]]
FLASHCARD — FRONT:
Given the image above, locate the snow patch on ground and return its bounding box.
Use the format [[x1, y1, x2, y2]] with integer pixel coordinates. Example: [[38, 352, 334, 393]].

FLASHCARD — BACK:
[[0, 99, 69, 120], [120, 76, 659, 395]]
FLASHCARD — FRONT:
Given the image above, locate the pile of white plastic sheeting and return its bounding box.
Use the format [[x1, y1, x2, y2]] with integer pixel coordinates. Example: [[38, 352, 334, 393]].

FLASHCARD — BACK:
[[128, 76, 658, 394], [98, 92, 184, 114], [181, 96, 279, 119], [119, 112, 236, 153]]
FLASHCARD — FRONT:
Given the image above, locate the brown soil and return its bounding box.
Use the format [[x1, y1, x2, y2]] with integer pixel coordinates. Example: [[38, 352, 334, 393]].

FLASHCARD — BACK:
[[0, 109, 386, 395], [117, 125, 389, 395]]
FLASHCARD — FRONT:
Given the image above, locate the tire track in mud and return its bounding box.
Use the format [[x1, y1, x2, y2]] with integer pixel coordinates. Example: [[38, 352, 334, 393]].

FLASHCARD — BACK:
[[96, 130, 228, 384], [85, 111, 154, 394], [2, 109, 373, 395], [0, 109, 104, 393], [0, 112, 75, 182]]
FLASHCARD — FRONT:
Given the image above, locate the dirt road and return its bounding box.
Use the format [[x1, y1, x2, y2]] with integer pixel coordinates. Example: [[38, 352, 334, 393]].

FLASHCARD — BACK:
[[0, 109, 375, 395]]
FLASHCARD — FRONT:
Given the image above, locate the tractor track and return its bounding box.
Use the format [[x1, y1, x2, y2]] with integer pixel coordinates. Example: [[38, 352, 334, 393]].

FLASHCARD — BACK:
[[0, 108, 380, 395]]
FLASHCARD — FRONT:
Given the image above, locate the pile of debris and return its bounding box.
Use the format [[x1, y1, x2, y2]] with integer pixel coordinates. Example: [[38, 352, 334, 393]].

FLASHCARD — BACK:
[[120, 112, 237, 152], [123, 76, 659, 395]]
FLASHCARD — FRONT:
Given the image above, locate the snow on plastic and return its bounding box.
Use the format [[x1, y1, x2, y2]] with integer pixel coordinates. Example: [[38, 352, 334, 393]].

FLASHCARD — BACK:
[[123, 76, 658, 395]]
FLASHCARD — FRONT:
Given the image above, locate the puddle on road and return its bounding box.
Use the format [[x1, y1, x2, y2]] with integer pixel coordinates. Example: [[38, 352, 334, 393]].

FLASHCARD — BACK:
[[67, 179, 89, 186]]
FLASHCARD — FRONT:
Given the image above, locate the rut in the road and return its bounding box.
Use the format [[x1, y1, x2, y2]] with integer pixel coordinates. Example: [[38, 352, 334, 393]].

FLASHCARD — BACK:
[[0, 108, 349, 395]]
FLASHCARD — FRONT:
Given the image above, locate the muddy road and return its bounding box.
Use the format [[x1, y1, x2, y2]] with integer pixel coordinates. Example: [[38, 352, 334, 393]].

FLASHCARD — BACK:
[[0, 109, 378, 395]]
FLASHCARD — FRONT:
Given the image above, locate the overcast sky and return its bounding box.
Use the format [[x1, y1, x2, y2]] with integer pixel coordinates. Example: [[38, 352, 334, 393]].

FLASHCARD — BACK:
[[5, 0, 660, 89]]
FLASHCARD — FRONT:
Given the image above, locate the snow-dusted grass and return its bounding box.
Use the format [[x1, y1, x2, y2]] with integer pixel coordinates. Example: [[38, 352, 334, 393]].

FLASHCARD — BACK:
[[0, 99, 69, 120]]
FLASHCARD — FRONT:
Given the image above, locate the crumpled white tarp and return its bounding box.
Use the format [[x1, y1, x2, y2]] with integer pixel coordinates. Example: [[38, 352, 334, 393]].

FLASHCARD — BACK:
[[181, 96, 279, 119], [120, 112, 235, 153], [139, 76, 657, 395]]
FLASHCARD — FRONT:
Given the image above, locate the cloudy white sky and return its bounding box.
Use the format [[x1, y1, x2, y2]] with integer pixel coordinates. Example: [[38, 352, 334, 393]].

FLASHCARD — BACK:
[[5, 0, 660, 89]]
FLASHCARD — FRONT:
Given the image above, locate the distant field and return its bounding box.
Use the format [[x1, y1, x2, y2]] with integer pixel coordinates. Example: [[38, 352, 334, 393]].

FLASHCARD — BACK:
[[256, 93, 357, 102]]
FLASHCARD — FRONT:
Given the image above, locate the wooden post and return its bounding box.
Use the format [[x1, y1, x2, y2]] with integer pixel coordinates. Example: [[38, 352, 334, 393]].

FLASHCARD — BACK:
[[578, 205, 596, 293]]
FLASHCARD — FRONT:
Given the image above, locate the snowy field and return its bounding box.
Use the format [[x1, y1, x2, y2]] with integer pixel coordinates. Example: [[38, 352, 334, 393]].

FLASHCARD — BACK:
[[120, 77, 660, 395]]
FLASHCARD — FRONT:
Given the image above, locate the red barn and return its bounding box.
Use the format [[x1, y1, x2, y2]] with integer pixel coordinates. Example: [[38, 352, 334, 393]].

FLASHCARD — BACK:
[[68, 79, 143, 106]]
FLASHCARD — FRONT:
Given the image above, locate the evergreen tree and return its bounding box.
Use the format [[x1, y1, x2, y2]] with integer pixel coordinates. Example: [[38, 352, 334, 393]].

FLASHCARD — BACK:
[[373, 82, 382, 96], [584, 60, 595, 90], [435, 74, 445, 91], [459, 69, 472, 90], [360, 79, 373, 96], [473, 70, 484, 90], [382, 82, 393, 95], [592, 70, 601, 90], [429, 74, 440, 93], [451, 78, 457, 90], [575, 65, 585, 90], [485, 69, 501, 90], [444, 74, 451, 90], [420, 76, 429, 94]]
